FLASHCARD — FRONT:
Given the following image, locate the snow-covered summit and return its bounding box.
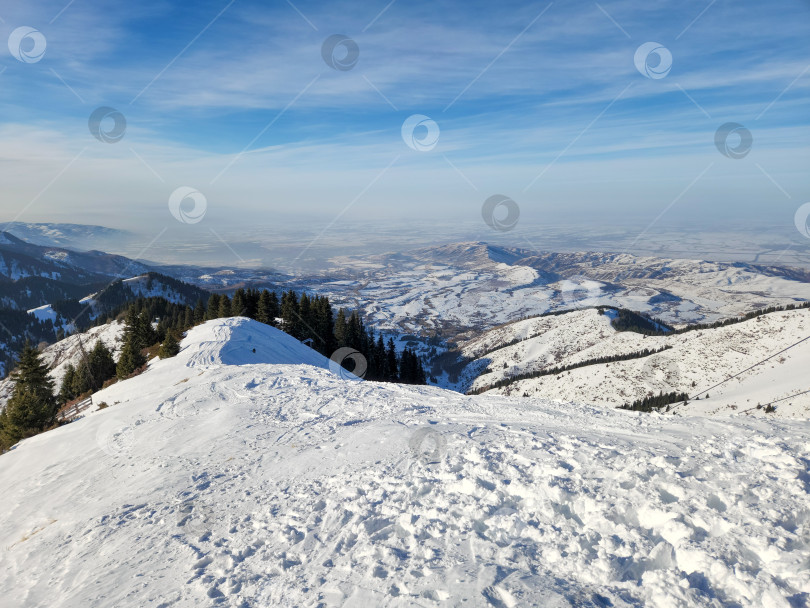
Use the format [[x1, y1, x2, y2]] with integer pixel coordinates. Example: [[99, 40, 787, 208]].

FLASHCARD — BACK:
[[180, 317, 331, 370], [1, 317, 808, 607]]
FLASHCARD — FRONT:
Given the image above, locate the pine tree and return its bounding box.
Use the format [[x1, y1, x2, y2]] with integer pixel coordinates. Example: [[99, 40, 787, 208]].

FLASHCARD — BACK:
[[159, 330, 181, 358], [346, 311, 362, 351], [281, 291, 301, 339], [59, 363, 77, 403], [386, 338, 398, 382], [193, 299, 206, 324], [299, 293, 312, 342], [88, 341, 116, 390], [266, 291, 279, 326], [182, 306, 193, 329], [0, 343, 58, 449], [231, 289, 246, 317], [217, 295, 231, 318], [72, 361, 92, 396], [335, 308, 348, 348], [116, 334, 146, 379], [206, 294, 221, 320], [256, 290, 273, 324]]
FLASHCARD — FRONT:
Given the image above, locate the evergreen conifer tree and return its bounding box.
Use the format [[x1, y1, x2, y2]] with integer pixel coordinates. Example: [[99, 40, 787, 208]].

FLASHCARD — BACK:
[[231, 289, 246, 317], [158, 330, 181, 358], [335, 308, 348, 348], [0, 343, 58, 449], [88, 341, 116, 390], [206, 294, 221, 320], [256, 290, 273, 324], [386, 338, 398, 382], [59, 363, 77, 403], [116, 334, 146, 379], [217, 295, 231, 318]]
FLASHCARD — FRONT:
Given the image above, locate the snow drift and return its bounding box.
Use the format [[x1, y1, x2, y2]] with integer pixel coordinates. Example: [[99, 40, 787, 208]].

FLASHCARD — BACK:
[[0, 318, 808, 607]]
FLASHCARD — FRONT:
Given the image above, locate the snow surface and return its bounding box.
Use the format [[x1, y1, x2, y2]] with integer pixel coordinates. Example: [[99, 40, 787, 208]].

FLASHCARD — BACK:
[[1, 318, 808, 607]]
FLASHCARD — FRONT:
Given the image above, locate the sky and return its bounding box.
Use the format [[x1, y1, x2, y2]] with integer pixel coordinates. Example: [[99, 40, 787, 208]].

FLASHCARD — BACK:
[[0, 0, 809, 265]]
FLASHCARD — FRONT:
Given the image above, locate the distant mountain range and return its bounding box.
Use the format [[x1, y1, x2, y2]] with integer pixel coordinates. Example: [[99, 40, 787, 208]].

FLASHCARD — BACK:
[[0, 222, 135, 251], [2, 228, 810, 396]]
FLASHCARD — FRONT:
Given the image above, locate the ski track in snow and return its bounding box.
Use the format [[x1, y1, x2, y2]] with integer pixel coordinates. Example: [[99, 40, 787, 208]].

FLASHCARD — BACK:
[[0, 318, 808, 607]]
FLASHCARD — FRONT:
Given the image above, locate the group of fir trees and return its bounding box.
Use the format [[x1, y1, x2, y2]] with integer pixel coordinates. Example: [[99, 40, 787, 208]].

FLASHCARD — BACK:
[[59, 341, 116, 403], [619, 391, 690, 413], [150, 288, 427, 385], [115, 308, 156, 379]]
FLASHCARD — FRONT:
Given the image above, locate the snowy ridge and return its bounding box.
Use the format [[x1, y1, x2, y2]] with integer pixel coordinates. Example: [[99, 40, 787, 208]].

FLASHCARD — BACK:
[[0, 318, 808, 607], [180, 316, 330, 370]]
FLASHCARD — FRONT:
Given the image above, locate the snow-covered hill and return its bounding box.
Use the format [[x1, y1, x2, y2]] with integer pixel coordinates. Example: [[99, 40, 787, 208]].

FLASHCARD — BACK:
[[22, 272, 208, 333], [0, 318, 808, 607], [0, 321, 125, 408], [456, 307, 810, 418]]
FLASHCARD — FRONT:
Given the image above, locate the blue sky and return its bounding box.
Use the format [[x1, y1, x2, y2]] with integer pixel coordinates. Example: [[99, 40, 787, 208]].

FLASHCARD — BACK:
[[0, 0, 809, 254]]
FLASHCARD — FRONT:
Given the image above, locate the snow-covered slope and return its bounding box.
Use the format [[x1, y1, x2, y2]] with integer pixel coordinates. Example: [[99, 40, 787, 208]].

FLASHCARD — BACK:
[[1, 317, 808, 607], [461, 308, 810, 418]]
